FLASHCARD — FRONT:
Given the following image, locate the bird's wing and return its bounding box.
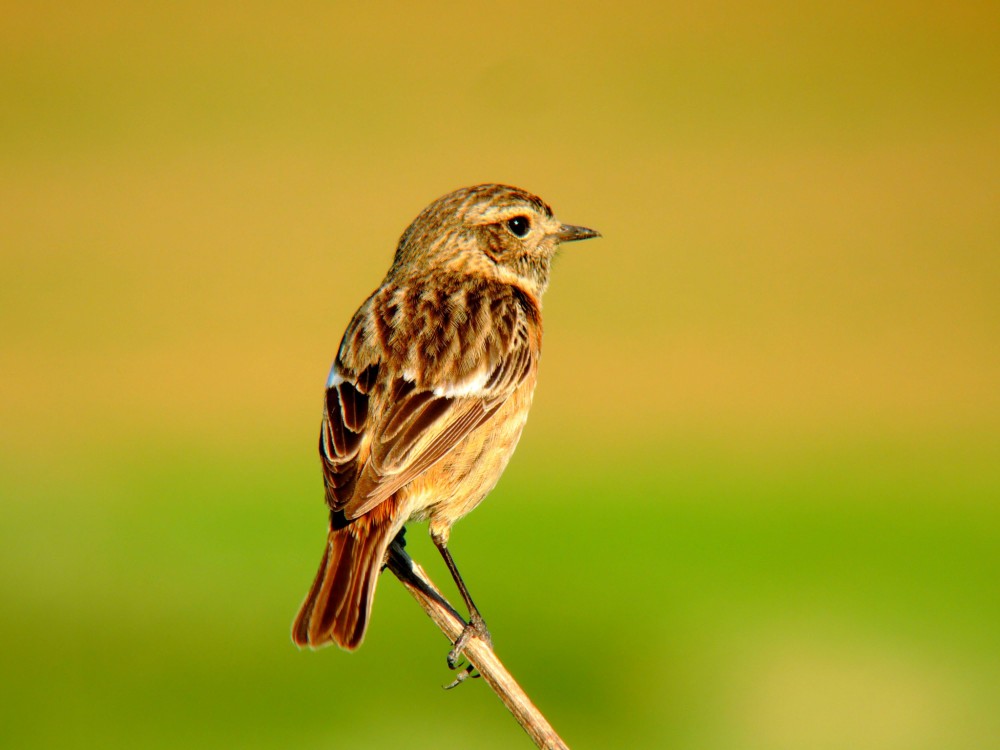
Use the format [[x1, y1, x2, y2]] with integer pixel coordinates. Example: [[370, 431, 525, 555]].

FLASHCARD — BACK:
[[319, 281, 539, 520]]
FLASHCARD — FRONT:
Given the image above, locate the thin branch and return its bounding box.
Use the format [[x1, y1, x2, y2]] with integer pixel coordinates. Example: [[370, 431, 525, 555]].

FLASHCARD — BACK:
[[386, 540, 570, 750]]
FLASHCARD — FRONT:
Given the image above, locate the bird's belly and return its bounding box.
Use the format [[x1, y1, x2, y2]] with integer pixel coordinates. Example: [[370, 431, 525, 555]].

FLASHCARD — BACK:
[[404, 387, 534, 526]]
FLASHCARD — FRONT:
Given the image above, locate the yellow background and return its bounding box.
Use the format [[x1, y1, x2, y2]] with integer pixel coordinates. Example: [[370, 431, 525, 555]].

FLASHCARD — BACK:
[[2, 2, 997, 748]]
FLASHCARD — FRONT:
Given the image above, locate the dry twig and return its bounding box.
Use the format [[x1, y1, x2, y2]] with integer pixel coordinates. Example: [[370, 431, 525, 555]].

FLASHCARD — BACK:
[[386, 540, 570, 750]]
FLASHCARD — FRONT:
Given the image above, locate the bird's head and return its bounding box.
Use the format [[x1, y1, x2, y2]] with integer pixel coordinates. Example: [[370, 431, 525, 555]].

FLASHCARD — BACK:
[[389, 184, 600, 296]]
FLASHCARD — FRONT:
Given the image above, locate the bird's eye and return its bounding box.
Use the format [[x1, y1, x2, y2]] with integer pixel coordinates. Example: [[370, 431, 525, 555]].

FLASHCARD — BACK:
[[506, 216, 531, 238]]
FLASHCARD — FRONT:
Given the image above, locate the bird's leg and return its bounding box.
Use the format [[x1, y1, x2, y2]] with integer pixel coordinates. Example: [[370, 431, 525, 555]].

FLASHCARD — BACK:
[[432, 535, 492, 676]]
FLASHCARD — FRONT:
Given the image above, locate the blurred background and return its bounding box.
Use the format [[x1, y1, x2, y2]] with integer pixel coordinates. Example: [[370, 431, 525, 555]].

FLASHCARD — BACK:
[[1, 2, 997, 748]]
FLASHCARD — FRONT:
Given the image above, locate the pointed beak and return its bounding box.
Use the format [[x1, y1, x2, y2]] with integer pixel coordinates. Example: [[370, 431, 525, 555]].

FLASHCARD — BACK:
[[553, 224, 601, 243]]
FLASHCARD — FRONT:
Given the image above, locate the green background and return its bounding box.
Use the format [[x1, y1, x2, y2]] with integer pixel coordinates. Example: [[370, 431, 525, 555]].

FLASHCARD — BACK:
[[2, 2, 997, 748]]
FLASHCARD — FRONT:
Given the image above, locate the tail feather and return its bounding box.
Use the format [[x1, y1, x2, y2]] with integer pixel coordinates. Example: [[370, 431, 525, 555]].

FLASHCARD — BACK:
[[292, 514, 398, 650]]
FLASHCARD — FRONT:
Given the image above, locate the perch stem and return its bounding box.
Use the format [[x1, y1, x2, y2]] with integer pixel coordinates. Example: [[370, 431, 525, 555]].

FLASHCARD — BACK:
[[386, 540, 570, 750]]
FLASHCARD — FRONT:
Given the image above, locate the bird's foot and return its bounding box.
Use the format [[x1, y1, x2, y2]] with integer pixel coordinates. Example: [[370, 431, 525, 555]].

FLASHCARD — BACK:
[[443, 612, 491, 689], [447, 611, 492, 668], [444, 663, 477, 689]]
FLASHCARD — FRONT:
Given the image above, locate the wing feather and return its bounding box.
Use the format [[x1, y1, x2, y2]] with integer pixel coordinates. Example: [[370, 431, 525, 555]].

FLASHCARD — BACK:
[[318, 278, 539, 520]]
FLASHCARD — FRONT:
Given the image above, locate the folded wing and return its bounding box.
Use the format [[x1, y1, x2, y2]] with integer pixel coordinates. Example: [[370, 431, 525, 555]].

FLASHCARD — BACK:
[[318, 280, 539, 520]]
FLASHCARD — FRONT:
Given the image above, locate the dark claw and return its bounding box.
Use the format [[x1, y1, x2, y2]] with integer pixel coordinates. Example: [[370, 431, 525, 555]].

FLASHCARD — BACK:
[[443, 663, 477, 690], [446, 611, 492, 671]]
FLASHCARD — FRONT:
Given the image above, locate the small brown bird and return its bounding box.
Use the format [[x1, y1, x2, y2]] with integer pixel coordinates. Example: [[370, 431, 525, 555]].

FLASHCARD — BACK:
[[292, 184, 599, 666]]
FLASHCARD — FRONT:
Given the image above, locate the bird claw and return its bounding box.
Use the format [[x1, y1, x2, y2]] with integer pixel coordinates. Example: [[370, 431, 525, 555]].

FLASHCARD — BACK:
[[443, 662, 478, 689], [446, 613, 492, 673]]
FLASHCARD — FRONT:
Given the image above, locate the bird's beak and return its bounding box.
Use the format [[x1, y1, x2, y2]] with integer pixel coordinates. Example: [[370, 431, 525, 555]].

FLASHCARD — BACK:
[[553, 224, 601, 243]]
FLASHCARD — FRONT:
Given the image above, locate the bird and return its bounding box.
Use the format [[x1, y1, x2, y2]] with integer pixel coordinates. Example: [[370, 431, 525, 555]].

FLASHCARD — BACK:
[[291, 183, 599, 669]]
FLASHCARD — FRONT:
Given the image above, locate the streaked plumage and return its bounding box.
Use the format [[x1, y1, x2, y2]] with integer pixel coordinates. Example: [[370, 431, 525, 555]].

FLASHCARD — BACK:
[[292, 184, 599, 657]]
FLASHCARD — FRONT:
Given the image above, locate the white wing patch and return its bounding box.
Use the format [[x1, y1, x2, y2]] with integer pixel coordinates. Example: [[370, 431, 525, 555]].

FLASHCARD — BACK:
[[432, 369, 490, 399], [326, 363, 344, 389]]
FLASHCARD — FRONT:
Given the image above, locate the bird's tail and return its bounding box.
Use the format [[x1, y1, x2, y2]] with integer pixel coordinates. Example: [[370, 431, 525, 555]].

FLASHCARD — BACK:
[[292, 511, 399, 650]]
